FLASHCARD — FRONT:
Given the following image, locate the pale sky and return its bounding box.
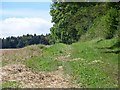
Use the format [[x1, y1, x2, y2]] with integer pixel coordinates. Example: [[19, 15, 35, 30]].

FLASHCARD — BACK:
[[0, 1, 53, 38]]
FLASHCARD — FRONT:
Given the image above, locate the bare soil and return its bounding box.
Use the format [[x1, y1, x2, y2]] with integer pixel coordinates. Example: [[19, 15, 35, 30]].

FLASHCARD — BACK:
[[0, 64, 79, 88], [0, 48, 80, 88]]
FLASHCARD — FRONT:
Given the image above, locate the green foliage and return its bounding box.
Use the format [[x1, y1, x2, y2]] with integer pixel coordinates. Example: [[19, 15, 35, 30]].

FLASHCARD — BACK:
[[103, 8, 119, 39], [16, 40, 24, 48], [50, 2, 120, 44], [1, 34, 50, 49], [81, 8, 119, 41]]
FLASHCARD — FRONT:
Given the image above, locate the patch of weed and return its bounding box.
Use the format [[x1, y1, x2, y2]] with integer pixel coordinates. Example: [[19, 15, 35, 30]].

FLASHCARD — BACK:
[[25, 56, 62, 72], [2, 81, 20, 88]]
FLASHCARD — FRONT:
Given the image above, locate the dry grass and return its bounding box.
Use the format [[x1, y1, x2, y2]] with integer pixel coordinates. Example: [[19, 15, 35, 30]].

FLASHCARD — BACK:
[[1, 45, 43, 66]]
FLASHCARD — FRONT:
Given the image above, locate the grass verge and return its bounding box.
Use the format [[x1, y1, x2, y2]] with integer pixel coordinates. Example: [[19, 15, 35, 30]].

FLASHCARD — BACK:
[[63, 38, 118, 88], [2, 81, 20, 88]]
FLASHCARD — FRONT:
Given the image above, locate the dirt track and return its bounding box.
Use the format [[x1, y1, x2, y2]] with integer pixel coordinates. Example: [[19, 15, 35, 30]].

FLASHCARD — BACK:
[[0, 48, 80, 88], [1, 64, 79, 88]]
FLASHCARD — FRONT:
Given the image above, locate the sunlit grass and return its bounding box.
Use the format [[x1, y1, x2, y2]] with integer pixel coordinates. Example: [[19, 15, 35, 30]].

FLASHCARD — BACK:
[[63, 38, 118, 88], [2, 38, 118, 88]]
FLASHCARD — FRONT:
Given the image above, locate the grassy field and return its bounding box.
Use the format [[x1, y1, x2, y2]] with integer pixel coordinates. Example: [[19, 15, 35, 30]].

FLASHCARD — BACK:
[[63, 38, 118, 88], [1, 38, 119, 88]]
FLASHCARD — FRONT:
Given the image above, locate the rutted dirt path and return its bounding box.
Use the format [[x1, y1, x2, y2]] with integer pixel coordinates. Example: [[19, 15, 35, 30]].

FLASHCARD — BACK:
[[0, 64, 79, 88]]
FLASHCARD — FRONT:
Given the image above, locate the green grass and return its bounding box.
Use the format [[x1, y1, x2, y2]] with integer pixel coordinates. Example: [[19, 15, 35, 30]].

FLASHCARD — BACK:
[[63, 60, 118, 88], [63, 38, 118, 88], [24, 43, 68, 72], [94, 38, 118, 48], [24, 38, 118, 87], [25, 56, 62, 72], [2, 81, 20, 88], [42, 43, 68, 57], [2, 38, 118, 88]]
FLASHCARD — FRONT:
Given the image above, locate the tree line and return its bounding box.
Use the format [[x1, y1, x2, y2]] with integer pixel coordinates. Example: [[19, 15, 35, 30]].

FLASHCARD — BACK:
[[1, 1, 120, 48], [1, 34, 51, 49], [50, 2, 120, 44]]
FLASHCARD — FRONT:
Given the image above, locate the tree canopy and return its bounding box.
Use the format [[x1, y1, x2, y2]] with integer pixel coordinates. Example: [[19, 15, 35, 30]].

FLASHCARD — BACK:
[[1, 2, 120, 48], [50, 2, 120, 44]]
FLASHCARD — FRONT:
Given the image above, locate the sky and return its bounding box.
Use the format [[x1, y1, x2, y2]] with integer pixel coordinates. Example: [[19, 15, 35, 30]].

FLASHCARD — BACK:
[[0, 1, 53, 38]]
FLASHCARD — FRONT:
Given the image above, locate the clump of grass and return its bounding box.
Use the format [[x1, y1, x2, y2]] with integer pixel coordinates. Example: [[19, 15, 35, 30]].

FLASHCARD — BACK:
[[25, 43, 69, 71], [38, 44, 46, 49], [24, 43, 67, 72], [25, 56, 62, 72], [43, 43, 67, 56], [2, 81, 20, 88], [94, 38, 118, 49]]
